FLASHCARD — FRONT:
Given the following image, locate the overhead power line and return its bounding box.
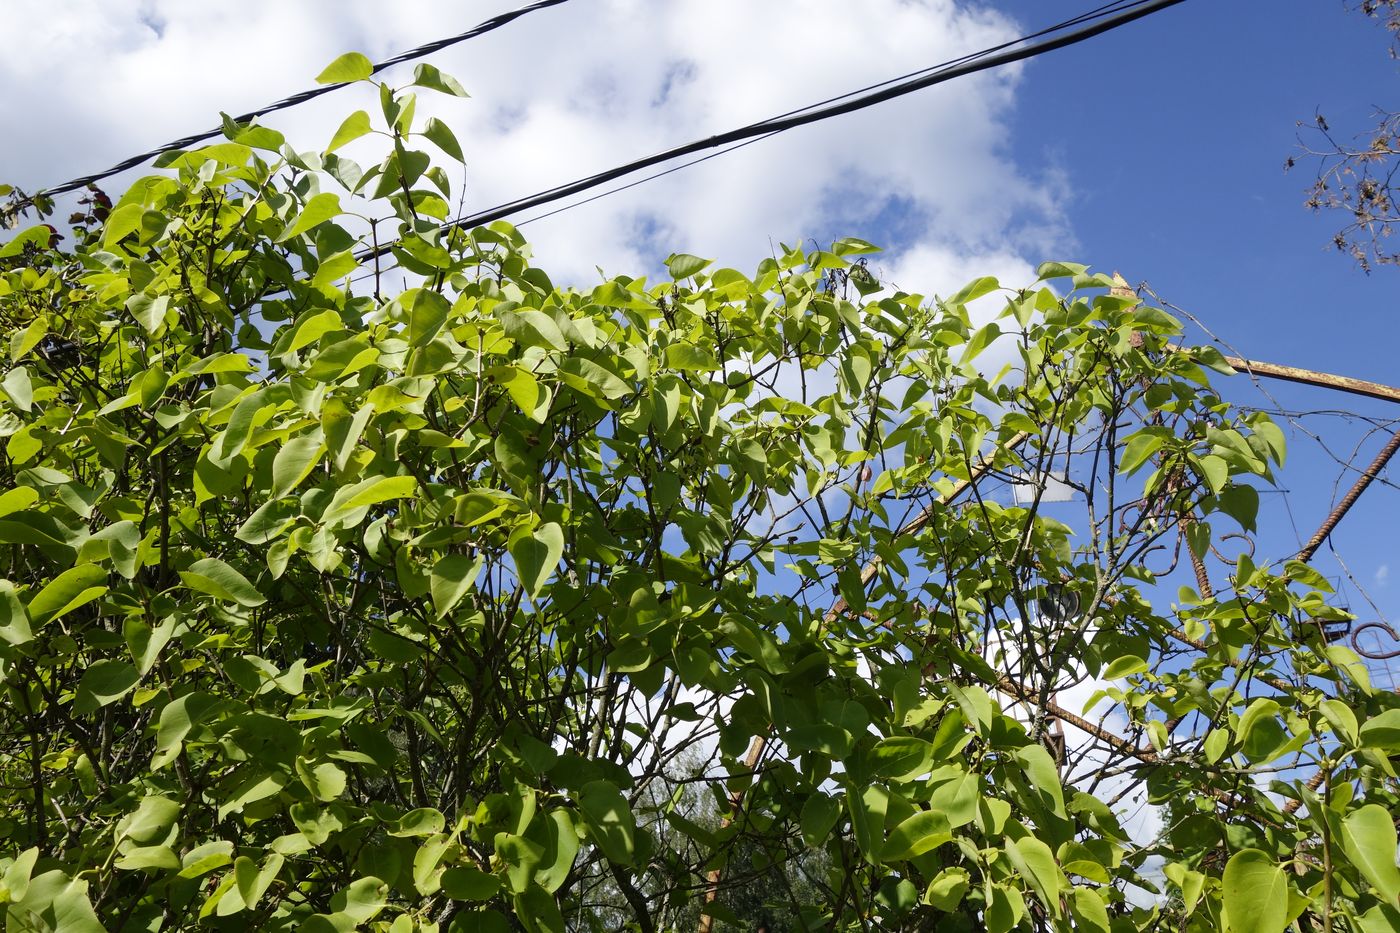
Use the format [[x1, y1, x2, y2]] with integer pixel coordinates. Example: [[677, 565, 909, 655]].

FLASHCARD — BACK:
[[377, 0, 1187, 256], [511, 1, 1152, 228], [13, 0, 573, 208]]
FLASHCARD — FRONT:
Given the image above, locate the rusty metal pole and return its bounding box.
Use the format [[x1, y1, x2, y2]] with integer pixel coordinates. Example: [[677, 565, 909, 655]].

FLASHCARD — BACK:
[[1166, 345, 1400, 406], [1297, 429, 1400, 563]]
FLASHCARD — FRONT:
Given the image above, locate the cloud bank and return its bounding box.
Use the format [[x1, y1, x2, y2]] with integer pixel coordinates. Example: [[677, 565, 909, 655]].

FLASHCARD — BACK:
[[2, 0, 1071, 290]]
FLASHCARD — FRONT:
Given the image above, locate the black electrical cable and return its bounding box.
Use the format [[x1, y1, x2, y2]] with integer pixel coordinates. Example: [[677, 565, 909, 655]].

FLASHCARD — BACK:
[[362, 0, 1187, 259], [516, 132, 780, 227], [12, 0, 573, 209], [768, 0, 1143, 125], [509, 1, 1148, 233]]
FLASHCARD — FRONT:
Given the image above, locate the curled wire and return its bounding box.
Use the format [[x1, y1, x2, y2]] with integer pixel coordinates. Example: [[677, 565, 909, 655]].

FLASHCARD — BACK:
[[1351, 620, 1400, 660], [1141, 539, 1180, 577], [1210, 531, 1255, 567]]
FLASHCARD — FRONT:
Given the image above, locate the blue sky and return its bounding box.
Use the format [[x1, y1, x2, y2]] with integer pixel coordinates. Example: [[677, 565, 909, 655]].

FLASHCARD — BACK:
[[1008, 0, 1400, 684], [2, 0, 1397, 680]]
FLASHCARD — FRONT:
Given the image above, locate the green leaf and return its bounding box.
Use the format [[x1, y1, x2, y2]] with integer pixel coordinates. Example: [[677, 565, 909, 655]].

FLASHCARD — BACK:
[[74, 659, 141, 713], [1119, 429, 1165, 475], [391, 808, 445, 837], [271, 434, 325, 499], [209, 390, 266, 465], [1036, 261, 1088, 280], [120, 795, 181, 844], [278, 192, 343, 242], [961, 322, 1000, 364], [218, 772, 289, 820], [526, 810, 579, 894], [882, 809, 950, 862], [1217, 483, 1260, 532], [831, 236, 880, 256], [327, 110, 373, 153], [987, 886, 1024, 933], [1203, 728, 1230, 764], [557, 358, 631, 400], [0, 515, 76, 551], [12, 873, 105, 933], [323, 400, 374, 471], [287, 308, 345, 353], [800, 794, 841, 847], [924, 867, 970, 911], [152, 692, 216, 768], [495, 832, 544, 893], [948, 275, 999, 306], [103, 204, 144, 248], [316, 52, 374, 85], [431, 553, 483, 619], [869, 737, 936, 781], [2, 366, 32, 412], [126, 293, 170, 334], [515, 883, 565, 933], [311, 250, 360, 287], [115, 845, 180, 872], [784, 723, 851, 757], [1069, 887, 1111, 933], [928, 771, 980, 828], [125, 615, 175, 675], [235, 853, 283, 911], [1006, 836, 1063, 915], [180, 841, 234, 878], [413, 63, 469, 97], [849, 787, 888, 863], [298, 759, 347, 801], [422, 118, 464, 162], [1319, 697, 1363, 746], [1221, 849, 1289, 933], [577, 780, 635, 866], [499, 309, 567, 352], [1012, 744, 1066, 818], [8, 316, 47, 364], [322, 475, 418, 527], [408, 289, 451, 347], [1341, 804, 1400, 905], [1165, 863, 1206, 912], [181, 557, 265, 607], [235, 500, 296, 546], [1103, 655, 1147, 679], [230, 120, 285, 152], [664, 343, 719, 372], [441, 866, 501, 901], [949, 683, 994, 734], [509, 522, 564, 601], [1237, 698, 1287, 762], [665, 253, 712, 279], [0, 486, 37, 518], [1358, 904, 1400, 932], [27, 564, 107, 626], [0, 581, 32, 646], [331, 875, 388, 923], [491, 366, 551, 422], [1196, 454, 1230, 493], [1252, 418, 1287, 466], [1359, 708, 1400, 751]]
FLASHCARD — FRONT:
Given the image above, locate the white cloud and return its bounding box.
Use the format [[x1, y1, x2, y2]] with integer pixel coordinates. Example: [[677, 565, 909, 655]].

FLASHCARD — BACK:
[[2, 0, 1073, 289], [1376, 563, 1389, 587]]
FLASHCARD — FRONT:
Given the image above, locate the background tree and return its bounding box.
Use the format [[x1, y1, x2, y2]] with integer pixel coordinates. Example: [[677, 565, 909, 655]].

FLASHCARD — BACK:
[[0, 54, 1396, 932], [1291, 0, 1400, 271]]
